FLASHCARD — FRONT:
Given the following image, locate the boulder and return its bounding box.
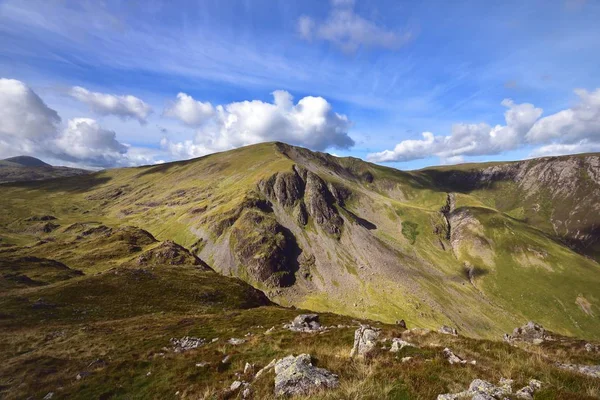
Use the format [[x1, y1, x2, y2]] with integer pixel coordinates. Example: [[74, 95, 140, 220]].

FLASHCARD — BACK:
[[350, 325, 380, 357], [439, 325, 458, 336], [273, 354, 339, 396], [437, 377, 515, 400], [170, 336, 205, 353], [442, 348, 476, 365], [505, 321, 546, 344], [289, 314, 322, 332]]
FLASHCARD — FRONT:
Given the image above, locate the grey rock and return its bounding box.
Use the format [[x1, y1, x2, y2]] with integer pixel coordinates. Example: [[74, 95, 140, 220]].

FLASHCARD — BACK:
[[556, 363, 600, 378], [390, 338, 415, 352], [439, 325, 458, 336], [43, 393, 54, 400], [228, 338, 246, 345], [273, 354, 339, 396], [438, 377, 515, 400], [443, 348, 474, 365], [350, 325, 380, 357], [244, 362, 255, 375], [285, 314, 323, 332], [255, 358, 277, 380], [396, 319, 407, 329], [585, 343, 598, 352], [170, 336, 205, 353], [505, 321, 546, 344], [515, 379, 543, 399]]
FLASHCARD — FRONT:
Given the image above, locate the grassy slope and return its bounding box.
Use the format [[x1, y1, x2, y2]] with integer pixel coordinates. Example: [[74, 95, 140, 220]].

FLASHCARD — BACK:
[[0, 143, 599, 341]]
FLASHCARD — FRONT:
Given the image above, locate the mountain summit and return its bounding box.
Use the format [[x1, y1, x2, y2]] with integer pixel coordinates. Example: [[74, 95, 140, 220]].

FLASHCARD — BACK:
[[2, 142, 599, 339]]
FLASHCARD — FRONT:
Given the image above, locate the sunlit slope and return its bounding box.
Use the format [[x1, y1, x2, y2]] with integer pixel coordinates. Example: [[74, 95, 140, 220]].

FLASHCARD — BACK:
[[0, 142, 598, 339]]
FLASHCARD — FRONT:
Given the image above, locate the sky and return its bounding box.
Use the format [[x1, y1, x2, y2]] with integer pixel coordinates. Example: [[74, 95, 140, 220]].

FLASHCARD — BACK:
[[0, 0, 599, 170]]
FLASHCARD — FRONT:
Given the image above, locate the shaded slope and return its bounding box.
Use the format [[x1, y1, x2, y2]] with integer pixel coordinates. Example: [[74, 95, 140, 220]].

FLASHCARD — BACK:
[[0, 155, 90, 183]]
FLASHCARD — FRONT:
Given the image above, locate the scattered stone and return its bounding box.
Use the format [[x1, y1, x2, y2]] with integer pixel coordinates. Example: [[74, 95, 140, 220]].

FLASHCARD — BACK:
[[401, 357, 413, 363], [211, 338, 219, 343], [43, 393, 54, 400], [244, 362, 255, 375], [396, 319, 407, 329], [437, 378, 516, 400], [265, 326, 276, 334], [442, 348, 475, 365], [390, 338, 415, 352], [242, 387, 252, 399], [504, 321, 546, 344], [585, 343, 598, 352], [285, 314, 323, 332], [255, 359, 277, 380], [350, 325, 381, 358], [195, 362, 209, 367], [170, 336, 205, 353], [515, 379, 542, 399], [222, 355, 231, 364], [439, 325, 458, 336], [146, 371, 152, 376], [230, 381, 243, 391], [273, 354, 339, 396], [556, 363, 600, 378], [228, 338, 246, 345]]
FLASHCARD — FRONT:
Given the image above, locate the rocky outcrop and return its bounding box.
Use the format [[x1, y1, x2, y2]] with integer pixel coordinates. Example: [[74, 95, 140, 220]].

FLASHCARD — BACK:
[[438, 378, 540, 400], [556, 363, 600, 378], [350, 325, 380, 358], [135, 241, 211, 269], [259, 166, 344, 237], [273, 354, 339, 396], [285, 314, 322, 332], [230, 210, 299, 287], [439, 325, 458, 336], [504, 321, 547, 344]]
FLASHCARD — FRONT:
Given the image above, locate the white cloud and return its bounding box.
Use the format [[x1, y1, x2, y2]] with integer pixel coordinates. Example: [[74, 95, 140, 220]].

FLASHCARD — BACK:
[[368, 88, 600, 163], [69, 86, 152, 124], [298, 0, 412, 52], [161, 90, 354, 158], [0, 78, 61, 139], [368, 99, 542, 162], [163, 92, 215, 126], [0, 78, 159, 168]]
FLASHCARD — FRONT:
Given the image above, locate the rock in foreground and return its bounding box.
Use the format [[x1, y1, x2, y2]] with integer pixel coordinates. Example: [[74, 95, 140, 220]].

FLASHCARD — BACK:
[[273, 354, 339, 396], [350, 325, 380, 357]]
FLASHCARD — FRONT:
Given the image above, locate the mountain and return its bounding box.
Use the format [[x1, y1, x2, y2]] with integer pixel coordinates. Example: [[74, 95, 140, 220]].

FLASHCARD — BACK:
[[1, 142, 599, 399], [0, 155, 90, 183], [1, 142, 598, 340]]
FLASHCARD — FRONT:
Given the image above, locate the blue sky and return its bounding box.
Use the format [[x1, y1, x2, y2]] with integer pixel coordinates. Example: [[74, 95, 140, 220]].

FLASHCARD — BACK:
[[0, 0, 599, 169]]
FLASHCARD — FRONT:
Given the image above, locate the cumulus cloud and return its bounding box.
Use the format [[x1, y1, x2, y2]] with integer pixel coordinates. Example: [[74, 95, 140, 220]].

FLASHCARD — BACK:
[[160, 90, 354, 158], [298, 0, 412, 52], [69, 86, 152, 124], [163, 92, 215, 126], [368, 88, 600, 163], [0, 78, 61, 139], [0, 78, 157, 168]]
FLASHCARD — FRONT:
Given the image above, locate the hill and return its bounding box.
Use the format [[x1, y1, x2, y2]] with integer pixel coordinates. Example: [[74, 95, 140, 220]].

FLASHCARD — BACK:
[[1, 142, 599, 398], [0, 155, 90, 183]]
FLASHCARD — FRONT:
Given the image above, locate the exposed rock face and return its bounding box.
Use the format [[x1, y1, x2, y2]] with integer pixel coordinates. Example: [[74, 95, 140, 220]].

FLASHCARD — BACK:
[[259, 166, 344, 237], [273, 354, 339, 396], [135, 241, 210, 269], [439, 325, 458, 336], [230, 210, 299, 288], [504, 321, 546, 344], [556, 363, 600, 378], [350, 325, 380, 357], [285, 314, 322, 332]]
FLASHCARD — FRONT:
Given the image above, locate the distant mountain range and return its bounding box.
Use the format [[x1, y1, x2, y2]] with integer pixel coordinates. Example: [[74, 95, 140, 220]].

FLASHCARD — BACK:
[[0, 155, 90, 183]]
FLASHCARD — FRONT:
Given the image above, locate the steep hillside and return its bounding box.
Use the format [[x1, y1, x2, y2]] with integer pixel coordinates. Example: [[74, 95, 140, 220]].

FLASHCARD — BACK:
[[0, 155, 90, 183], [0, 143, 599, 341]]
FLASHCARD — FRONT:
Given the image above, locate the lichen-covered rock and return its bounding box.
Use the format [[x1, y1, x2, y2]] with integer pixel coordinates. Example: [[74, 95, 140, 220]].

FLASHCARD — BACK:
[[556, 363, 600, 378], [273, 354, 339, 396], [437, 377, 514, 400], [439, 325, 458, 336], [285, 314, 322, 332], [350, 325, 380, 357], [505, 321, 546, 344], [515, 379, 542, 399], [170, 336, 205, 353]]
